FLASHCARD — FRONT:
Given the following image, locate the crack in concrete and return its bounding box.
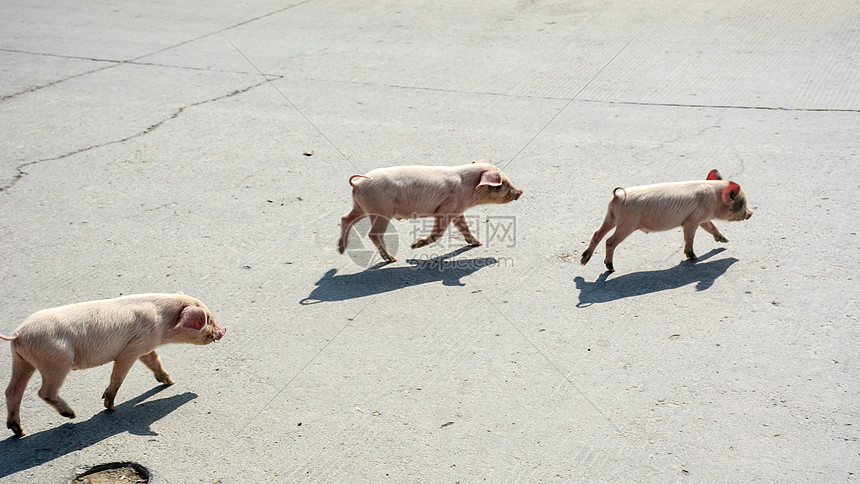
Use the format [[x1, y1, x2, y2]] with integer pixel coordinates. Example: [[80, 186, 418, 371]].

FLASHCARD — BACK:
[[0, 48, 267, 79], [0, 62, 120, 102], [135, 0, 316, 63], [0, 48, 124, 65], [0, 79, 272, 193], [0, 0, 313, 101], [279, 75, 860, 113], [578, 98, 860, 114], [3, 0, 858, 117], [143, 202, 178, 213]]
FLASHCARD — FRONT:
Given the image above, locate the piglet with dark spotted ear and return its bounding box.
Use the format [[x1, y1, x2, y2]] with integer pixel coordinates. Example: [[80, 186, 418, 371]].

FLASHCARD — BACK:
[[580, 169, 753, 272], [1, 292, 225, 437], [338, 160, 523, 262]]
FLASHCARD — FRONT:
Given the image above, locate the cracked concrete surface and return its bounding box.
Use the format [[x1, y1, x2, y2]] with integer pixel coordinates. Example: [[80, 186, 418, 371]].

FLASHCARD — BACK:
[[1, 0, 858, 482], [1, 78, 271, 192]]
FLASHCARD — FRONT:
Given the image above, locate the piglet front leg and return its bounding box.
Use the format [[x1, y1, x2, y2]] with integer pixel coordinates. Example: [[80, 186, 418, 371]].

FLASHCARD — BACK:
[[412, 215, 450, 249], [102, 350, 177, 410], [102, 355, 138, 411], [452, 214, 482, 246], [411, 214, 483, 249], [700, 220, 729, 243], [368, 214, 397, 262], [139, 351, 174, 386], [682, 222, 700, 260]]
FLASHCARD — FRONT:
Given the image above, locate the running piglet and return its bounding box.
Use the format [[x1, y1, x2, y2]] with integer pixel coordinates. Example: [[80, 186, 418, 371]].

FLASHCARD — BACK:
[[338, 160, 523, 262], [580, 169, 753, 272], [2, 292, 225, 437]]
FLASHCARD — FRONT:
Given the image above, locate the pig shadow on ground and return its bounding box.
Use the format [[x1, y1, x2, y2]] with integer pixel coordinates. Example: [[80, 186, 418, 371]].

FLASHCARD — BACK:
[[574, 249, 737, 307], [0, 386, 196, 479], [301, 246, 495, 304]]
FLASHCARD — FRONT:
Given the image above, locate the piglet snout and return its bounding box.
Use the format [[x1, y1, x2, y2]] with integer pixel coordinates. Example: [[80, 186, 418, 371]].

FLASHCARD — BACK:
[[215, 326, 226, 341], [511, 188, 523, 201], [745, 209, 753, 220]]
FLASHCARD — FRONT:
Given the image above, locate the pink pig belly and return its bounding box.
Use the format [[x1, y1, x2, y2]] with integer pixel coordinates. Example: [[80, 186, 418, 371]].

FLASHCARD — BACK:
[[638, 223, 676, 233], [70, 339, 134, 370], [72, 354, 118, 370], [392, 201, 447, 220], [394, 211, 436, 220], [637, 214, 688, 233]]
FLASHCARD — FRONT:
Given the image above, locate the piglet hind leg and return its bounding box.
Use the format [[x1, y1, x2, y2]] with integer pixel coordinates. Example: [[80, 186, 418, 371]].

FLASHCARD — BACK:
[[6, 353, 36, 437], [581, 212, 616, 265], [36, 365, 76, 419], [368, 214, 397, 262], [603, 221, 637, 272], [139, 351, 174, 386], [338, 206, 367, 254], [102, 355, 138, 411]]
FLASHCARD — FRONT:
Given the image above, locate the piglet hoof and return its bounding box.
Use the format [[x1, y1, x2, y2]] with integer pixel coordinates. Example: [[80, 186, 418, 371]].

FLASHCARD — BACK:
[[7, 421, 25, 437], [60, 409, 76, 419], [580, 251, 592, 265], [154, 371, 175, 386], [604, 260, 615, 272], [337, 241, 346, 254], [685, 250, 698, 261], [102, 391, 116, 411], [714, 234, 729, 243], [411, 239, 428, 249]]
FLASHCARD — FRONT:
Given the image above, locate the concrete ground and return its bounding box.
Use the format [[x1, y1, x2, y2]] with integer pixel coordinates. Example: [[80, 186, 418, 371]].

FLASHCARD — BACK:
[[1, 0, 858, 482]]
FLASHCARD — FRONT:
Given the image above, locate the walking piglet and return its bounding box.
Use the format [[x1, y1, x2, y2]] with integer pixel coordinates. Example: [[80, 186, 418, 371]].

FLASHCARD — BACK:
[[580, 169, 753, 272], [338, 160, 523, 262], [2, 292, 225, 437]]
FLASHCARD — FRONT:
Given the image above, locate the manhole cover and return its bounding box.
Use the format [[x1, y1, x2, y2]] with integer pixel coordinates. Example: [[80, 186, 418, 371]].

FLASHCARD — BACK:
[[71, 462, 149, 484]]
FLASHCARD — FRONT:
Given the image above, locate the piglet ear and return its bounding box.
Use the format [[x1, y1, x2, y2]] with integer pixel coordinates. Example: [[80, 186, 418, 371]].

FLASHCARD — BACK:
[[707, 169, 723, 180], [477, 170, 502, 189], [178, 306, 206, 331], [472, 159, 487, 164], [722, 181, 741, 204], [176, 291, 184, 295]]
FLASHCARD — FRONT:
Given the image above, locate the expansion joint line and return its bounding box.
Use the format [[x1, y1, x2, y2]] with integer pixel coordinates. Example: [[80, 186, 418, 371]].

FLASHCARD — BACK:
[[227, 37, 392, 211], [470, 269, 632, 439], [502, 37, 636, 171], [234, 294, 379, 437], [225, 38, 366, 176], [474, 266, 684, 474], [478, 289, 635, 442]]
